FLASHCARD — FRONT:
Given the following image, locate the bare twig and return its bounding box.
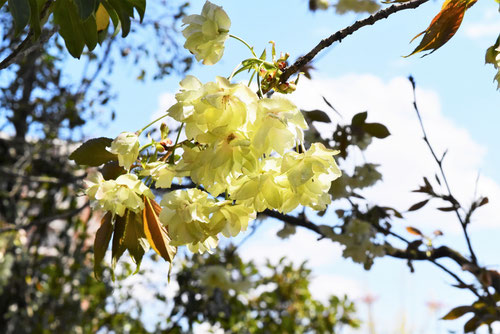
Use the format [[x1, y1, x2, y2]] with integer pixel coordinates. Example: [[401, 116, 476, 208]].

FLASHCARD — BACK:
[[262, 208, 485, 298], [408, 76, 478, 264], [280, 0, 430, 83]]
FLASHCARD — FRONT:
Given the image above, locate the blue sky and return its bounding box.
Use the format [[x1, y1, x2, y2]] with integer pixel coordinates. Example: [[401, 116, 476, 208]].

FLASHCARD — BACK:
[[78, 0, 500, 333]]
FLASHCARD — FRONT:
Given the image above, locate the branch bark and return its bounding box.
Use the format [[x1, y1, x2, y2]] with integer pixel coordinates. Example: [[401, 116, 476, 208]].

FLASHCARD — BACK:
[[280, 0, 430, 83]]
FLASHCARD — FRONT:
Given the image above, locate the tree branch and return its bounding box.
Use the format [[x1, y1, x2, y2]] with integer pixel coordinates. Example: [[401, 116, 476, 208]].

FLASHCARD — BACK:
[[280, 0, 430, 83], [0, 27, 58, 70], [0, 0, 56, 70], [261, 209, 485, 298], [408, 76, 478, 265]]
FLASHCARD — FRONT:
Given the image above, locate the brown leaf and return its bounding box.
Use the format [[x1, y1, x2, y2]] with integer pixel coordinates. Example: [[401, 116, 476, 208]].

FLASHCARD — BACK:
[[406, 226, 423, 237], [143, 197, 176, 263], [111, 213, 128, 279], [406, 0, 477, 57], [123, 211, 149, 273], [437, 206, 455, 212], [478, 197, 489, 207], [408, 199, 429, 211], [94, 212, 113, 280], [441, 305, 474, 320]]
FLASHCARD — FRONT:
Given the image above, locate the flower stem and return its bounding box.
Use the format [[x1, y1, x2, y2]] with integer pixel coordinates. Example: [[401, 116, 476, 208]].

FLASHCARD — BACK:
[[137, 113, 169, 135], [229, 34, 257, 58], [169, 122, 184, 163]]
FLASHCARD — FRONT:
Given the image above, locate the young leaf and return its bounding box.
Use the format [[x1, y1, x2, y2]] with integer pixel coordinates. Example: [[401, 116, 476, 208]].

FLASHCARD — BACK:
[[437, 206, 455, 212], [441, 305, 474, 320], [408, 199, 429, 211], [478, 197, 489, 207], [303, 109, 331, 123], [363, 122, 391, 138], [406, 0, 477, 57], [143, 197, 176, 263], [8, 0, 30, 36], [94, 212, 113, 280], [463, 315, 481, 332], [351, 111, 367, 126], [69, 137, 116, 166], [123, 211, 148, 273], [111, 213, 127, 279], [406, 226, 423, 237]]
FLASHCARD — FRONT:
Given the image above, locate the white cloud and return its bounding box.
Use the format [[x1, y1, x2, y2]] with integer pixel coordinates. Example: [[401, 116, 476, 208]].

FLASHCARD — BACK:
[[239, 222, 343, 269], [310, 274, 366, 302], [289, 74, 500, 233], [464, 8, 500, 39]]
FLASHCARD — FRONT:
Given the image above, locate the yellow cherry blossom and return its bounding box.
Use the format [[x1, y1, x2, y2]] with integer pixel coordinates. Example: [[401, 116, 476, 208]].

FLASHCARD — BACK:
[[108, 131, 140, 170], [182, 1, 231, 65]]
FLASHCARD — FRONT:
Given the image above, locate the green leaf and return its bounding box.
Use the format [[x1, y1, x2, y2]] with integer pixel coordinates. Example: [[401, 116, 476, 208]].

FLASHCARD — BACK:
[[69, 137, 117, 167], [94, 212, 113, 280], [351, 111, 367, 126], [100, 1, 120, 37], [28, 0, 41, 39], [8, 0, 30, 35], [106, 0, 134, 37], [54, 0, 89, 58], [74, 0, 98, 19], [442, 306, 474, 320], [81, 15, 98, 51], [101, 160, 126, 180], [304, 109, 331, 123], [128, 0, 146, 21], [363, 122, 391, 138]]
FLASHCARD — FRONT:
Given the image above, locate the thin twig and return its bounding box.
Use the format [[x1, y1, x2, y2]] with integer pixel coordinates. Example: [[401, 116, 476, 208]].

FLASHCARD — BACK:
[[408, 76, 478, 264], [280, 0, 430, 83], [263, 208, 485, 299]]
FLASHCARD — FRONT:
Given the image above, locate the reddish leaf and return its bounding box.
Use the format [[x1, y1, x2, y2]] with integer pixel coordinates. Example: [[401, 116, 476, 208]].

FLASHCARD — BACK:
[[94, 212, 113, 280], [143, 197, 176, 263], [478, 197, 489, 207], [406, 0, 477, 57], [406, 226, 423, 237]]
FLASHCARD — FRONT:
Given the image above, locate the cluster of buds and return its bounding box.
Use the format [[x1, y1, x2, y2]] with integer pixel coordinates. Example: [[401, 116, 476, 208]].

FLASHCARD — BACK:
[[259, 42, 298, 95]]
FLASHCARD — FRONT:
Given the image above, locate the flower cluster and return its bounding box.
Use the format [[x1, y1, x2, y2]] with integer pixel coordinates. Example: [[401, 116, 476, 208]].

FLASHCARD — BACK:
[[81, 1, 342, 263]]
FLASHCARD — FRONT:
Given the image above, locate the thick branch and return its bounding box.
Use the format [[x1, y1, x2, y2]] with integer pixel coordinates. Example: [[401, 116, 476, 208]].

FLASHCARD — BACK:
[[0, 27, 58, 70], [0, 0, 56, 70], [280, 0, 430, 83]]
